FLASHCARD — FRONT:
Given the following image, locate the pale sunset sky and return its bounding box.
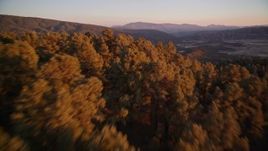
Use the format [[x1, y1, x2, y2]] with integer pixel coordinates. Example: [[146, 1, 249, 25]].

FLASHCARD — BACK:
[[0, 0, 267, 26]]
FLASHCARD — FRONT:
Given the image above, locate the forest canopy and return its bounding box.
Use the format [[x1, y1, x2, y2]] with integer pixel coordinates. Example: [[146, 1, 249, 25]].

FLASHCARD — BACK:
[[0, 30, 267, 151]]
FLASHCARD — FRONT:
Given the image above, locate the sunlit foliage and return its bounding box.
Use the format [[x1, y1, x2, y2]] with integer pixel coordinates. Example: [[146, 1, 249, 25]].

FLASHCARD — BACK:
[[0, 30, 267, 151]]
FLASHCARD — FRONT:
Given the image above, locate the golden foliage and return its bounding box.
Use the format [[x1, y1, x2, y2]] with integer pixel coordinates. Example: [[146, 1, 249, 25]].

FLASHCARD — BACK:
[[93, 125, 135, 151], [39, 54, 83, 82], [0, 31, 266, 151], [0, 41, 38, 72]]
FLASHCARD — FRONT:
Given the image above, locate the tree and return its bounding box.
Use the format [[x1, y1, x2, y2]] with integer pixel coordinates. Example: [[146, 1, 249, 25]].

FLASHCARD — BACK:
[[38, 54, 83, 83], [0, 41, 39, 130], [93, 125, 135, 151], [11, 77, 106, 150], [176, 124, 210, 151], [0, 127, 29, 151], [0, 41, 38, 74], [76, 42, 104, 76]]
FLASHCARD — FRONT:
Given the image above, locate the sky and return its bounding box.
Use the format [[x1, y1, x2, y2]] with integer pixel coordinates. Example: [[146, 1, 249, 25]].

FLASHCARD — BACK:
[[0, 0, 268, 26]]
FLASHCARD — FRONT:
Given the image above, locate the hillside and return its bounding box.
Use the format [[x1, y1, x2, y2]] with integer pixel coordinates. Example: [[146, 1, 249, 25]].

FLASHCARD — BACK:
[[0, 15, 179, 43], [0, 14, 108, 34]]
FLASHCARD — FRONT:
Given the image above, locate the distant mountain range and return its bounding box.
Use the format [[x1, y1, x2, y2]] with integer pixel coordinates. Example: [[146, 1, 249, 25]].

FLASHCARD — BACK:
[[113, 22, 240, 33], [1, 14, 268, 43]]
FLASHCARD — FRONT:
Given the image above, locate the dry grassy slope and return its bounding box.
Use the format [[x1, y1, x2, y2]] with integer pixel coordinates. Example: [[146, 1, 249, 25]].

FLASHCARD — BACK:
[[0, 14, 108, 34]]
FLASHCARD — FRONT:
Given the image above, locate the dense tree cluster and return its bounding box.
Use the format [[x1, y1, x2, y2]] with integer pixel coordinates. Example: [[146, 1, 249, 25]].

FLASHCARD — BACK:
[[0, 30, 267, 151]]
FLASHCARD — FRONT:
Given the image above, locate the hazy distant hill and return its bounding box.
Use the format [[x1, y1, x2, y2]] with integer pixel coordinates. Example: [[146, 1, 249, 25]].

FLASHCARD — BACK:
[[114, 22, 240, 33], [177, 26, 268, 41], [118, 29, 178, 43], [0, 14, 108, 34]]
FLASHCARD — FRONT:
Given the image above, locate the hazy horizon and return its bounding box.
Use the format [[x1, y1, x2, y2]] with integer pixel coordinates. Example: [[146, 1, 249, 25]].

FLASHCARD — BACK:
[[0, 0, 268, 27]]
